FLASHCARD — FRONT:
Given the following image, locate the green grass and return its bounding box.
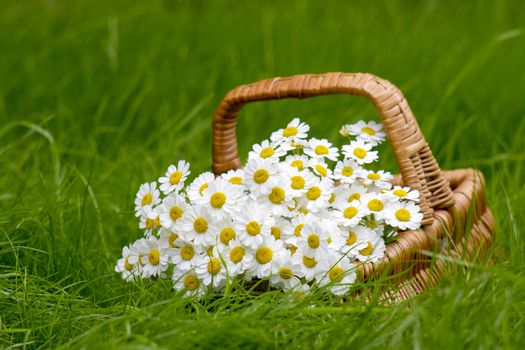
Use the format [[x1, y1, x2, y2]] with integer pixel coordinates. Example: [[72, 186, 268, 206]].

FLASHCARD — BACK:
[[1, 0, 525, 348]]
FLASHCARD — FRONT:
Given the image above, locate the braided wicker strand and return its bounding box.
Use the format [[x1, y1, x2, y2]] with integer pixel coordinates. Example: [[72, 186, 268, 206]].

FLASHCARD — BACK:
[[211, 72, 455, 225]]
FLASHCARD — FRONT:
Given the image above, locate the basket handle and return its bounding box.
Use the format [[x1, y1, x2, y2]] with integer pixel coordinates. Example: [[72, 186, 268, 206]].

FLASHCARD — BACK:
[[211, 72, 454, 225]]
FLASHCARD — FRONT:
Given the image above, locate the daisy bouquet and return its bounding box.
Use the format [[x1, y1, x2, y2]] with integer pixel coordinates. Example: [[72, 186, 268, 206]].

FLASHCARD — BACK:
[[116, 118, 424, 296]]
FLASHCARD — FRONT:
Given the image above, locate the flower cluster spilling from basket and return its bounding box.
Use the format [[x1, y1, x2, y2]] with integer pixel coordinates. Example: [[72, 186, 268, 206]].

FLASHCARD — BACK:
[[116, 118, 424, 296]]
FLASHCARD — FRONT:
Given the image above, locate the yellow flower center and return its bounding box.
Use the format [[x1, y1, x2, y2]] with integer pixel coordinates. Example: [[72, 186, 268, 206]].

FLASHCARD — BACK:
[[180, 245, 194, 260], [148, 249, 160, 265], [269, 187, 285, 204], [348, 193, 360, 201], [299, 208, 309, 215], [210, 192, 226, 209], [260, 147, 275, 159], [183, 274, 200, 291], [359, 242, 373, 256], [395, 208, 411, 222], [246, 221, 261, 236], [346, 231, 357, 246], [271, 226, 281, 240], [393, 189, 408, 197], [329, 193, 336, 204], [230, 246, 245, 263], [253, 169, 270, 184], [367, 173, 381, 180], [366, 220, 378, 229], [207, 258, 221, 275], [283, 126, 299, 137], [306, 186, 321, 200], [314, 145, 329, 155], [291, 176, 305, 190], [294, 224, 304, 237], [124, 257, 133, 271], [315, 164, 327, 176], [353, 147, 367, 159], [255, 247, 273, 264], [278, 267, 294, 280], [199, 183, 208, 195], [206, 246, 214, 256], [170, 206, 183, 221], [344, 206, 358, 219], [361, 126, 376, 135], [342, 166, 354, 177], [169, 233, 178, 248], [328, 266, 344, 282], [193, 217, 208, 233], [169, 171, 183, 185], [228, 176, 243, 185], [289, 245, 298, 255], [367, 199, 384, 212], [220, 227, 236, 245], [290, 159, 304, 170], [146, 216, 161, 230], [302, 255, 317, 268], [141, 193, 152, 206], [307, 234, 320, 249]]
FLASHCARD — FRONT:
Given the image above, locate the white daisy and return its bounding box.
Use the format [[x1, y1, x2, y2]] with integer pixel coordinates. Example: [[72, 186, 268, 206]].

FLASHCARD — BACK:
[[292, 250, 330, 282], [126, 238, 148, 275], [243, 158, 279, 196], [286, 213, 316, 246], [360, 192, 389, 220], [269, 251, 302, 290], [171, 241, 206, 271], [384, 201, 423, 231], [270, 117, 310, 146], [195, 253, 227, 289], [361, 169, 393, 189], [334, 159, 362, 183], [139, 208, 162, 237], [260, 178, 296, 217], [235, 202, 271, 249], [248, 139, 287, 161], [387, 186, 420, 202], [158, 160, 190, 194], [179, 205, 217, 247], [295, 222, 330, 260], [307, 158, 334, 180], [299, 178, 334, 213], [134, 182, 160, 216], [187, 172, 215, 203], [317, 252, 356, 296], [159, 194, 189, 231], [338, 225, 374, 256], [353, 230, 386, 263], [139, 237, 170, 278], [333, 200, 368, 227], [220, 240, 253, 276], [158, 228, 183, 251], [246, 235, 284, 279], [267, 216, 294, 242], [197, 177, 243, 219], [339, 124, 351, 137], [220, 168, 245, 186], [172, 269, 207, 297], [285, 154, 310, 171], [342, 139, 378, 165], [281, 164, 317, 198], [115, 245, 139, 281], [304, 138, 339, 161], [347, 120, 386, 146], [215, 218, 238, 248]]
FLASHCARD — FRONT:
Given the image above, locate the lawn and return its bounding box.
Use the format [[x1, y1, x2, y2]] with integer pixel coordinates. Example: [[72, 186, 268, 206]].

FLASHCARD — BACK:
[[1, 0, 525, 348]]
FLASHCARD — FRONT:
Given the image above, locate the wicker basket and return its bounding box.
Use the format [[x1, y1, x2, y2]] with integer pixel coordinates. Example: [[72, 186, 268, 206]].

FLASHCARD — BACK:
[[210, 72, 495, 301]]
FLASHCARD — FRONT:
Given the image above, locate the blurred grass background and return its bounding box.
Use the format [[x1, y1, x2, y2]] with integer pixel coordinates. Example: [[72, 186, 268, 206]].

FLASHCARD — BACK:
[[1, 0, 524, 348]]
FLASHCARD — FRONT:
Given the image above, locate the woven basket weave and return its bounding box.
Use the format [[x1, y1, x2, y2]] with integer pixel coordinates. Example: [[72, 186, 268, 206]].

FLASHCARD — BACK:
[[210, 72, 495, 301]]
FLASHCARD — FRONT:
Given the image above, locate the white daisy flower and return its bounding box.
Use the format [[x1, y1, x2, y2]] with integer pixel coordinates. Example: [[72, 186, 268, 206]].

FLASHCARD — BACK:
[[179, 205, 217, 247], [384, 201, 423, 231], [338, 225, 374, 256], [285, 154, 310, 171], [269, 251, 302, 290], [317, 252, 356, 296], [293, 250, 330, 282], [387, 186, 420, 202], [270, 117, 310, 146], [334, 159, 363, 183], [299, 178, 334, 213], [339, 124, 351, 137], [220, 168, 245, 186], [347, 120, 386, 146], [172, 269, 207, 296], [158, 228, 183, 251], [235, 203, 271, 249], [220, 240, 253, 276], [139, 208, 162, 237], [158, 160, 190, 195], [195, 253, 227, 289], [260, 178, 296, 217], [243, 158, 279, 196], [159, 194, 189, 231], [187, 172, 215, 203], [126, 238, 148, 275], [171, 241, 206, 271], [197, 177, 243, 219], [134, 182, 160, 216], [295, 222, 330, 260], [333, 200, 368, 227], [304, 138, 339, 161], [139, 237, 170, 278], [248, 139, 287, 161], [115, 245, 139, 281], [267, 216, 294, 242], [281, 165, 317, 198], [353, 230, 386, 263], [361, 169, 393, 189], [342, 139, 378, 165], [246, 235, 284, 279], [215, 218, 238, 248], [307, 158, 334, 180], [286, 213, 316, 246], [360, 192, 389, 220]]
